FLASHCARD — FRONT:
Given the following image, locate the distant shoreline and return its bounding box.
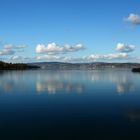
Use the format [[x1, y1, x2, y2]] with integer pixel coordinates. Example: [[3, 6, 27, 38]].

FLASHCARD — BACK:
[[30, 62, 140, 70], [0, 61, 40, 70], [132, 68, 140, 73], [1, 61, 140, 70]]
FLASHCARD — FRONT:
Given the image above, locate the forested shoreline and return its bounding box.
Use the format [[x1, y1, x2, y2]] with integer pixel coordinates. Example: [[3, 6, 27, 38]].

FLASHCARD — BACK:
[[0, 61, 39, 70]]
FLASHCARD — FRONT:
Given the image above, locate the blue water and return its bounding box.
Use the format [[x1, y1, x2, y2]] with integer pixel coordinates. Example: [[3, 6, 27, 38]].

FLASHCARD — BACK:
[[0, 69, 140, 140]]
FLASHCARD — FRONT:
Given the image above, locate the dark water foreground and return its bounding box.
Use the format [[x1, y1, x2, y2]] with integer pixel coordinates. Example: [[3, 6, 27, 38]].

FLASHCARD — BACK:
[[0, 69, 140, 140]]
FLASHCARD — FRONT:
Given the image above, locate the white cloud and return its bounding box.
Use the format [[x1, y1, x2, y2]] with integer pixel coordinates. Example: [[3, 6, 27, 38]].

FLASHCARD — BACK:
[[124, 13, 140, 25], [36, 55, 84, 62], [35, 52, 128, 63], [0, 40, 137, 63], [4, 44, 14, 49], [10, 55, 23, 60], [35, 42, 131, 62], [135, 56, 140, 61], [63, 56, 85, 62], [0, 49, 15, 55], [85, 53, 128, 61], [9, 55, 31, 63], [0, 43, 27, 56], [116, 43, 135, 53], [36, 43, 85, 54], [4, 44, 27, 50], [36, 55, 62, 61]]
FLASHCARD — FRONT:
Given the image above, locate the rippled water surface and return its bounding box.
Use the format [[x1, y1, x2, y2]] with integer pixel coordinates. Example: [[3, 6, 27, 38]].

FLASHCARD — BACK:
[[0, 69, 140, 140]]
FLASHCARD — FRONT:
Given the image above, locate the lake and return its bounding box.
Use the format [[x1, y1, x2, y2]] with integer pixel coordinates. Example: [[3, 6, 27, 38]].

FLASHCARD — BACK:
[[0, 69, 140, 140]]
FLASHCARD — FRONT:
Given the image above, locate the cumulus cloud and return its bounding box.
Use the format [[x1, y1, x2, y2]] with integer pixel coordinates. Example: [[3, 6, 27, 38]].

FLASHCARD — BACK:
[[4, 44, 14, 49], [9, 55, 31, 63], [85, 53, 128, 61], [36, 43, 84, 54], [4, 44, 27, 50], [0, 49, 15, 55], [0, 43, 27, 56], [10, 55, 24, 60], [124, 13, 140, 25], [36, 55, 62, 61], [35, 52, 128, 63], [36, 55, 83, 62], [63, 56, 85, 62], [0, 40, 137, 63], [116, 43, 135, 53]]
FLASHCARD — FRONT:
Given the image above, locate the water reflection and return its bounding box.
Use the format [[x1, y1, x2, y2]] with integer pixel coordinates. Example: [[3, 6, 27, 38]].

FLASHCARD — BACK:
[[86, 69, 136, 95], [35, 71, 85, 94], [0, 71, 34, 94], [36, 81, 84, 94], [0, 69, 139, 95], [117, 82, 135, 95]]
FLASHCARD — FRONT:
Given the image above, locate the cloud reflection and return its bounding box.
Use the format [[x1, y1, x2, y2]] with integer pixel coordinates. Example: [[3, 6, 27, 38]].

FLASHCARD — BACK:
[[117, 82, 135, 95], [35, 71, 84, 94], [36, 82, 83, 94], [85, 69, 136, 95], [0, 69, 138, 95]]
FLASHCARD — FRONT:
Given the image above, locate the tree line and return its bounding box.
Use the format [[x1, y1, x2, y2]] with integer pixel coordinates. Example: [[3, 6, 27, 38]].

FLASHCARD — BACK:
[[0, 61, 39, 70]]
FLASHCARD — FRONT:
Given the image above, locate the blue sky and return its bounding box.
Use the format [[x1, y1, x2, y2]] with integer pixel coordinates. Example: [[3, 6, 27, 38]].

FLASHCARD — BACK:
[[0, 0, 140, 63]]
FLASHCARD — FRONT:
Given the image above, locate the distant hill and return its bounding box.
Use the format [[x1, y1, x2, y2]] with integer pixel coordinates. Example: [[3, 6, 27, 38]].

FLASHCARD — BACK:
[[0, 61, 40, 70], [30, 62, 140, 70], [1, 61, 140, 70]]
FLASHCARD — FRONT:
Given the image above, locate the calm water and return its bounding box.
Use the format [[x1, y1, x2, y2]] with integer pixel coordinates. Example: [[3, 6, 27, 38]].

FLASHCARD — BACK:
[[0, 69, 140, 140]]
